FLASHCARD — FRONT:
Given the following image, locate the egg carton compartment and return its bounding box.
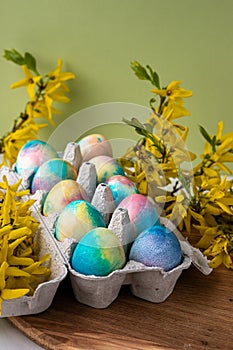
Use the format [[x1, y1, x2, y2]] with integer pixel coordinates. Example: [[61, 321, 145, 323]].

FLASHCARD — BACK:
[[68, 250, 192, 309], [0, 167, 68, 318]]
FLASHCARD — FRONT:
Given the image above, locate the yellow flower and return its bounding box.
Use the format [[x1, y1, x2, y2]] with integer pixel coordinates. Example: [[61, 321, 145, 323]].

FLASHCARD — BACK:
[[48, 58, 75, 83], [28, 100, 61, 122], [1, 121, 47, 167], [162, 99, 191, 121], [151, 80, 192, 101], [10, 65, 41, 100]]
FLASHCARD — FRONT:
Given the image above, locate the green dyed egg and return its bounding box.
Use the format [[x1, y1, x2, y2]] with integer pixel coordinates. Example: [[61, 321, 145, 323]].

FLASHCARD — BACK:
[[71, 227, 126, 276]]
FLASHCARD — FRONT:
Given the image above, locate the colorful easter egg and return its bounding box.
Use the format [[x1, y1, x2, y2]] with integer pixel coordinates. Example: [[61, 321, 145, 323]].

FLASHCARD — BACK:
[[129, 224, 182, 272], [77, 133, 113, 161], [71, 227, 126, 276], [31, 158, 77, 194], [116, 193, 159, 237], [55, 200, 106, 242], [105, 175, 138, 206], [43, 179, 86, 216], [88, 155, 125, 183], [15, 140, 58, 183]]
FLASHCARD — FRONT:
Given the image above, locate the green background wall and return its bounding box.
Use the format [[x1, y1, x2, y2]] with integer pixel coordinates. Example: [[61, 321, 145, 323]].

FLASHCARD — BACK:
[[1, 0, 233, 159]]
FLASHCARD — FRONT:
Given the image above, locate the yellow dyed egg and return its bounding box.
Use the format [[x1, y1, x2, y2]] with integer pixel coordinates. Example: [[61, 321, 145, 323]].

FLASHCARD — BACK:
[[55, 200, 106, 242], [88, 155, 125, 183], [43, 179, 86, 216]]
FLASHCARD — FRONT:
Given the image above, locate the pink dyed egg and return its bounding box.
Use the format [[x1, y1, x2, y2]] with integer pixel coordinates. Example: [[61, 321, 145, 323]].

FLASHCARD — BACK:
[[77, 134, 113, 161], [116, 193, 159, 237]]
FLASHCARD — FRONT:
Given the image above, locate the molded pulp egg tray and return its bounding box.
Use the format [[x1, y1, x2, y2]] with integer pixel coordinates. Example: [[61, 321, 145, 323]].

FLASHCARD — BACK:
[[0, 145, 212, 317]]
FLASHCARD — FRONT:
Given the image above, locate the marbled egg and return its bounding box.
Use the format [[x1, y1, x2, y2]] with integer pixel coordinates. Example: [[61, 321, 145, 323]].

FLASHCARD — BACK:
[[31, 158, 77, 194], [55, 200, 106, 242], [77, 133, 113, 161], [71, 227, 126, 276], [43, 179, 86, 216], [116, 193, 159, 237], [129, 224, 182, 272], [88, 155, 125, 183], [105, 175, 138, 206], [15, 140, 58, 182]]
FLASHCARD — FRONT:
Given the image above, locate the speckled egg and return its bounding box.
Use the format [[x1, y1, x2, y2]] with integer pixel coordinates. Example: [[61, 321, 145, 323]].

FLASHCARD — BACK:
[[105, 175, 138, 206], [129, 224, 182, 272], [88, 155, 125, 183], [116, 193, 159, 237], [15, 140, 58, 182], [43, 179, 86, 216], [55, 200, 106, 242], [31, 158, 77, 194], [71, 227, 126, 276], [77, 133, 113, 161]]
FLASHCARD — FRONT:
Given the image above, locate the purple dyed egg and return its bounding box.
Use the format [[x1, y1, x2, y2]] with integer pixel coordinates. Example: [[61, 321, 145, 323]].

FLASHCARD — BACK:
[[129, 224, 182, 272]]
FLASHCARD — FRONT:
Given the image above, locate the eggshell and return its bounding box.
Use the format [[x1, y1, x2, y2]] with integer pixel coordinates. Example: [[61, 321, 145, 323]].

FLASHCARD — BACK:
[[55, 200, 106, 242], [31, 158, 77, 194], [129, 224, 182, 272], [117, 193, 159, 237], [71, 227, 126, 276], [77, 133, 113, 161], [88, 155, 125, 183], [43, 179, 86, 216], [105, 175, 138, 206], [15, 140, 58, 182]]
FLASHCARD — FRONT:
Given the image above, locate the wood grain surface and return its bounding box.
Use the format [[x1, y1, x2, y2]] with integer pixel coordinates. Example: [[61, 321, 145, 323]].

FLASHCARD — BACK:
[[9, 265, 233, 350]]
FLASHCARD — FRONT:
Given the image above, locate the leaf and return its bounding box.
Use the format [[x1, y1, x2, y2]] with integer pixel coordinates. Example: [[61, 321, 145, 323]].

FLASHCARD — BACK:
[[211, 135, 216, 152], [24, 52, 38, 74], [123, 117, 164, 154], [131, 61, 150, 81], [199, 125, 212, 144], [146, 64, 160, 88], [3, 49, 25, 65]]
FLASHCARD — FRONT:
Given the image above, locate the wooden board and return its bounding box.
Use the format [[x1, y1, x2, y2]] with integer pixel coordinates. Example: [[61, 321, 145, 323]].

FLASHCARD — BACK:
[[9, 265, 233, 350]]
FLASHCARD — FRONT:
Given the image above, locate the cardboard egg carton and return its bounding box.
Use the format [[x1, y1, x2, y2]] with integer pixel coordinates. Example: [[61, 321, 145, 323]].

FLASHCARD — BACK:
[[0, 142, 212, 316]]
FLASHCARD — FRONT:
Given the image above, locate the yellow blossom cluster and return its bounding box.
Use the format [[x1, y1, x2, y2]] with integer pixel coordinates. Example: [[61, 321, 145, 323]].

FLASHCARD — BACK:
[[0, 175, 50, 314], [0, 49, 75, 167], [120, 61, 233, 269]]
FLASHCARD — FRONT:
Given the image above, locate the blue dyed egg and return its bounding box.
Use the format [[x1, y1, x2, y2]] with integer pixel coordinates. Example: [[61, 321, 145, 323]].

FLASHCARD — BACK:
[[55, 200, 106, 242], [105, 175, 138, 206], [31, 158, 77, 194], [129, 224, 182, 271], [43, 179, 86, 216], [15, 140, 58, 183], [88, 155, 125, 183], [117, 193, 159, 237], [77, 133, 113, 161], [71, 227, 126, 276]]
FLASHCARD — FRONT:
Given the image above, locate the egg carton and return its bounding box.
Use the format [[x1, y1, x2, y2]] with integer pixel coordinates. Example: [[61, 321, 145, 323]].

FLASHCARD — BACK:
[[31, 153, 211, 309], [0, 143, 212, 315]]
